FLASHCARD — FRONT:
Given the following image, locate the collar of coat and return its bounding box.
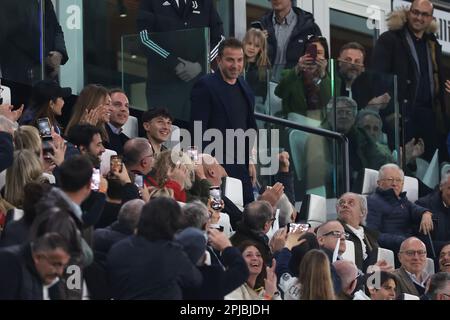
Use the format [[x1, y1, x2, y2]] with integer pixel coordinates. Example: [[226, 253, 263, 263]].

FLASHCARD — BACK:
[[387, 7, 438, 34]]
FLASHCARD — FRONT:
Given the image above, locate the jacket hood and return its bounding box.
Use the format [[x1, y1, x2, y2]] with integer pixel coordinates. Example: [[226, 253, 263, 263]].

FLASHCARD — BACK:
[[387, 7, 438, 33]]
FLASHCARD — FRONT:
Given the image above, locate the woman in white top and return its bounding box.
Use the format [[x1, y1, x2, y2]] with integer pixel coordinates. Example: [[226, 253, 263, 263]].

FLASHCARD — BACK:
[[225, 241, 281, 300]]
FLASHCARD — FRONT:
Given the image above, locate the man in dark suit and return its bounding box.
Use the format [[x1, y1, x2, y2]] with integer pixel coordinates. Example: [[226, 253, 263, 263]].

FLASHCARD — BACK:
[[0, 233, 71, 300], [191, 38, 257, 205], [105, 89, 130, 155]]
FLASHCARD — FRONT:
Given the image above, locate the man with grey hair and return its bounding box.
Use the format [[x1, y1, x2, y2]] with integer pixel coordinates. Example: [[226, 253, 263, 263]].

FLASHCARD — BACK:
[[393, 237, 430, 296], [94, 199, 145, 255], [416, 171, 450, 254], [230, 200, 274, 264], [337, 192, 380, 272], [367, 163, 433, 255], [305, 96, 390, 197], [422, 272, 450, 300]]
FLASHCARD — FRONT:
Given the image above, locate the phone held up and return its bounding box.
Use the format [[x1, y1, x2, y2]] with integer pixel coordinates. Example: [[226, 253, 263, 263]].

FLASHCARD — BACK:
[[110, 155, 123, 173], [134, 174, 144, 189], [37, 117, 54, 157], [250, 21, 264, 30], [209, 186, 222, 211], [305, 43, 317, 62]]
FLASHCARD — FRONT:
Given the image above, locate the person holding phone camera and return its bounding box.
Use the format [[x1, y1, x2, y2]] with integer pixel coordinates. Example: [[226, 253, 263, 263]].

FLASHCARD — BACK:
[[275, 36, 330, 120], [258, 0, 321, 80]]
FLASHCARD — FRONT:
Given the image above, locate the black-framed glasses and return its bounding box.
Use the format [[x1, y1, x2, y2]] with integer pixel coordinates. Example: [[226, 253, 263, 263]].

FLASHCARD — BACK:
[[410, 8, 432, 18], [400, 250, 427, 257], [323, 231, 349, 239]]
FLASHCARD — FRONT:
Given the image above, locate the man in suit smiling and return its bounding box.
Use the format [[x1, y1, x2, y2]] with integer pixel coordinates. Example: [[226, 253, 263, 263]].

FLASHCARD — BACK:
[[190, 38, 257, 205]]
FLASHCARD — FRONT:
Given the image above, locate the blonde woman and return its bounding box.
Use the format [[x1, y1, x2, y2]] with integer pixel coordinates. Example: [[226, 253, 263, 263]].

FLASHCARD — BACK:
[[13, 125, 66, 173], [65, 84, 112, 144], [243, 28, 270, 101], [4, 150, 49, 208], [298, 249, 335, 300], [147, 150, 194, 202]]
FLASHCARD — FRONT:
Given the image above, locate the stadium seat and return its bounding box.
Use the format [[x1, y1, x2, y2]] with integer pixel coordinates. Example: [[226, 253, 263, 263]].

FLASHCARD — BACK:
[[426, 257, 435, 275], [122, 115, 138, 138], [301, 194, 327, 228]]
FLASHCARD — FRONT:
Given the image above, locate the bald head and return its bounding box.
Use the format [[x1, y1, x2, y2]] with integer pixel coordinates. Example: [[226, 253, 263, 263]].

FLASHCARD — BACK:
[[123, 138, 154, 174], [408, 0, 434, 38], [317, 220, 347, 255], [199, 153, 227, 186], [398, 237, 427, 276], [333, 260, 359, 294]]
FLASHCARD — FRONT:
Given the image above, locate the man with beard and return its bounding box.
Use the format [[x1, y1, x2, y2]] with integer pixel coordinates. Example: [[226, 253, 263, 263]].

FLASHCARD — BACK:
[[337, 42, 391, 111]]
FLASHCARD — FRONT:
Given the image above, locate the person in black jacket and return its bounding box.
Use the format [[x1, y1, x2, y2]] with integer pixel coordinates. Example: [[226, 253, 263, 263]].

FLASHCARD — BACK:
[[371, 0, 449, 162], [0, 233, 71, 300], [415, 172, 450, 255], [107, 197, 202, 299], [137, 0, 224, 121], [259, 0, 321, 80]]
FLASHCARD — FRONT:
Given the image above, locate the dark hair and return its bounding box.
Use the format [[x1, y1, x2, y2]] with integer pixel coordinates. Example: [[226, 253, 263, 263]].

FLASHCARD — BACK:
[[142, 107, 173, 123], [306, 36, 330, 60], [242, 200, 273, 231], [22, 182, 53, 226], [66, 124, 103, 149], [364, 271, 398, 295], [137, 197, 183, 241], [31, 232, 71, 255], [108, 88, 126, 96], [106, 175, 123, 200], [237, 240, 267, 290], [339, 42, 366, 59], [218, 37, 243, 58], [58, 155, 93, 192], [29, 207, 82, 261]]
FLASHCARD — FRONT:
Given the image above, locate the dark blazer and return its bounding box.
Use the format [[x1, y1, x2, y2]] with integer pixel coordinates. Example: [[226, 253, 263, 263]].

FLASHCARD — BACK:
[[259, 6, 322, 68], [366, 188, 428, 253], [191, 71, 257, 205], [416, 189, 450, 254], [392, 267, 421, 297], [105, 124, 129, 155], [0, 244, 63, 299], [230, 222, 272, 265], [340, 221, 379, 272], [107, 235, 202, 300]]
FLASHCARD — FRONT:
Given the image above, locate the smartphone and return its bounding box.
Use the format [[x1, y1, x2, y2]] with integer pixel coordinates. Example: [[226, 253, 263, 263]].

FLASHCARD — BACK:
[[286, 223, 310, 233], [134, 174, 144, 188], [110, 155, 123, 173], [91, 168, 101, 191], [209, 186, 222, 211], [305, 44, 317, 61], [186, 147, 198, 163], [37, 117, 52, 138], [250, 21, 264, 30]]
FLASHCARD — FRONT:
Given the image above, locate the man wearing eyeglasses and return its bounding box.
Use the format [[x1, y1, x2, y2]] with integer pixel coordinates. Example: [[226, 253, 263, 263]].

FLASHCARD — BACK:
[[367, 164, 433, 257], [372, 0, 448, 162], [393, 237, 430, 297]]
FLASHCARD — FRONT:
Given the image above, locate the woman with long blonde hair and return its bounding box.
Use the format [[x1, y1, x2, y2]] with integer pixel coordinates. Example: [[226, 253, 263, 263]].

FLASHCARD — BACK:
[[4, 150, 48, 208], [298, 249, 335, 300], [65, 84, 112, 143]]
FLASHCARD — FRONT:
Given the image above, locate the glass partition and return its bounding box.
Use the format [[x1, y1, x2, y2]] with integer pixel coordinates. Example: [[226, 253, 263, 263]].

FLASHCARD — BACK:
[[121, 28, 210, 120], [253, 113, 348, 203], [0, 0, 47, 106]]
